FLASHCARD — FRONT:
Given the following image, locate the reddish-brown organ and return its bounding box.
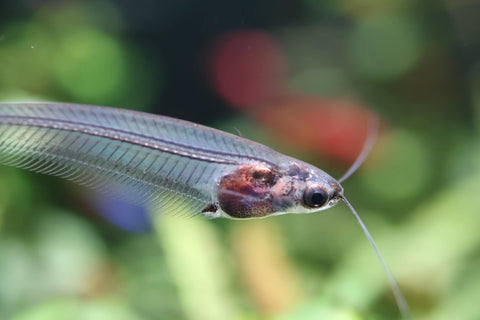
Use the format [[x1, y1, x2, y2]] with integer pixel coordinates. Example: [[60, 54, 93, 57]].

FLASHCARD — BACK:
[[218, 165, 280, 218]]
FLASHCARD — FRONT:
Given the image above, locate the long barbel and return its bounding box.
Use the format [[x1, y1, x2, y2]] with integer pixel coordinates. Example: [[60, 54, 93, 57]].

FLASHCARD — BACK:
[[0, 102, 409, 317]]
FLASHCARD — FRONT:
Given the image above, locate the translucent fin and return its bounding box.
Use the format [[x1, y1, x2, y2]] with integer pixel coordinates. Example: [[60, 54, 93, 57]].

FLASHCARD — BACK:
[[0, 123, 212, 216]]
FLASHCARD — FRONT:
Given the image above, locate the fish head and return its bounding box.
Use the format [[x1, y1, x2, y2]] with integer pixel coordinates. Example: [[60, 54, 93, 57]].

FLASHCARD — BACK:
[[216, 158, 343, 219]]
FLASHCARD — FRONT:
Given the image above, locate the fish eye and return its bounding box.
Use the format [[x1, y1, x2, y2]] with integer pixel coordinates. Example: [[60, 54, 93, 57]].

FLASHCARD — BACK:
[[303, 185, 328, 208]]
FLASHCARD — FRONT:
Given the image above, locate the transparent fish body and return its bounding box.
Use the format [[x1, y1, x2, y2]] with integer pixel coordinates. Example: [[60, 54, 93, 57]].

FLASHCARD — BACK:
[[0, 102, 341, 218]]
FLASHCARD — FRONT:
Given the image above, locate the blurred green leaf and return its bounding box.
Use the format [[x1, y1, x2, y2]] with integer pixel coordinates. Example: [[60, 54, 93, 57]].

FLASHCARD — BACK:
[[349, 13, 423, 80], [53, 29, 128, 104], [359, 129, 432, 202]]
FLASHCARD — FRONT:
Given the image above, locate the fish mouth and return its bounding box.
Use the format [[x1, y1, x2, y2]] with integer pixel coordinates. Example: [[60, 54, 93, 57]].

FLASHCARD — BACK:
[[328, 195, 342, 207], [327, 181, 344, 205], [327, 184, 344, 207]]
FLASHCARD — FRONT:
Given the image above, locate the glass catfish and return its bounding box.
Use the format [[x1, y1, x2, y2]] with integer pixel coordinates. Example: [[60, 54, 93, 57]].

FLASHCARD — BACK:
[[0, 102, 409, 317]]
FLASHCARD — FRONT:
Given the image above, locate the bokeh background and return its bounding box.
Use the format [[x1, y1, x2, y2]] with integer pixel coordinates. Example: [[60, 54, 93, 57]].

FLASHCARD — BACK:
[[0, 0, 479, 319]]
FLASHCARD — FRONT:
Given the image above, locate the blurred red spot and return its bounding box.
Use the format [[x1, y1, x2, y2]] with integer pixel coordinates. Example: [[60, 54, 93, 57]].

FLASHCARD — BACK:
[[254, 95, 376, 164], [207, 30, 287, 109]]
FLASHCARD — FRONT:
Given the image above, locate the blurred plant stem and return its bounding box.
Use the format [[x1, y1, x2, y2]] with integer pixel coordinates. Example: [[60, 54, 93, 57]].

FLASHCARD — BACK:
[[153, 214, 239, 320], [231, 220, 301, 318]]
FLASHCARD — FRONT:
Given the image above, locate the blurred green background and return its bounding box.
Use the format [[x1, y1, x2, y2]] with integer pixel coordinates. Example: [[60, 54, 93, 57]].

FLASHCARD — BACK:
[[0, 0, 479, 319]]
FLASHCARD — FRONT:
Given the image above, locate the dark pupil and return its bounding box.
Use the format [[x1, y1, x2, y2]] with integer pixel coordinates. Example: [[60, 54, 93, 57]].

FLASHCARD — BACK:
[[304, 188, 327, 208], [310, 192, 326, 206]]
